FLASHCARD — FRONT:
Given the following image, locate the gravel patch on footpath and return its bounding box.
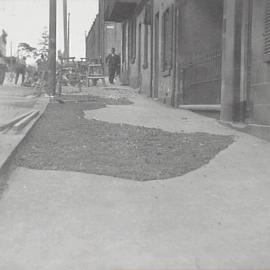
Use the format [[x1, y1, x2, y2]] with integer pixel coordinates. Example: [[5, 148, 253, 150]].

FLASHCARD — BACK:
[[14, 95, 234, 180]]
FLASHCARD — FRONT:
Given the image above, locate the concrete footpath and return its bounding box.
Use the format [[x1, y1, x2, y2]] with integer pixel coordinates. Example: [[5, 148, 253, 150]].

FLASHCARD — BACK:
[[0, 85, 270, 270]]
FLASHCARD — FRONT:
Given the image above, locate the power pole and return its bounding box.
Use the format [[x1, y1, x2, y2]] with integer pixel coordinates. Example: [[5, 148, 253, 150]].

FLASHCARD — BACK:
[[67, 12, 70, 58], [48, 0, 57, 96], [63, 0, 68, 58]]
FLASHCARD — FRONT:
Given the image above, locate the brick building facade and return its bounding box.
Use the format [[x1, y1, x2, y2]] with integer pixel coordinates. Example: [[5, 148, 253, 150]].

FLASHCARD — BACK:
[[85, 1, 122, 75], [101, 0, 270, 138]]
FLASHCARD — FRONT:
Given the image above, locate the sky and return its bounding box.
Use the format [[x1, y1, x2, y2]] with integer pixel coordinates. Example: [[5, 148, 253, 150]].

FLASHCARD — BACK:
[[0, 0, 98, 60]]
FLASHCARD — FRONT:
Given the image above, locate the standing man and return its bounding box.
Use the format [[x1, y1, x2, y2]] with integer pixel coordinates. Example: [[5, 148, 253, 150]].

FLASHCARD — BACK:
[[106, 48, 120, 84], [0, 51, 7, 85], [36, 54, 48, 85], [15, 56, 27, 85]]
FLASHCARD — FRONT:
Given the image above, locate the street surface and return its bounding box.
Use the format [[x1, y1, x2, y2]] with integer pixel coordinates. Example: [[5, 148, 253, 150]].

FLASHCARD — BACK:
[[0, 85, 270, 269], [0, 85, 41, 126], [0, 83, 46, 191]]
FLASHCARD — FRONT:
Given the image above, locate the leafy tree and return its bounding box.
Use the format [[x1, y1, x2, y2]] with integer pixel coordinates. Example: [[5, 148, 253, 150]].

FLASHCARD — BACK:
[[37, 27, 49, 59], [18, 42, 37, 58], [18, 27, 49, 61]]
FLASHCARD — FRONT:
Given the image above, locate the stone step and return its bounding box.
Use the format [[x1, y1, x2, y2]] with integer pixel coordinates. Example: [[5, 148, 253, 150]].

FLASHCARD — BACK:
[[179, 104, 221, 112]]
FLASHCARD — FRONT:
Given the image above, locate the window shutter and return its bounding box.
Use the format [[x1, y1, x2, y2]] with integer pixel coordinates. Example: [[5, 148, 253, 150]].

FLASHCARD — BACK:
[[264, 0, 270, 61]]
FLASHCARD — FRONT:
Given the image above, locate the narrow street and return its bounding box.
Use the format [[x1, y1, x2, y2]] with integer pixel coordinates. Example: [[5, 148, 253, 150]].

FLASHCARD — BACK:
[[0, 85, 270, 269]]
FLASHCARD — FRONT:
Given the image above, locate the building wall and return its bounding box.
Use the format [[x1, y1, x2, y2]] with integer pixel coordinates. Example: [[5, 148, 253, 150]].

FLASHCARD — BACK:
[[221, 0, 270, 126], [86, 14, 122, 74], [123, 16, 138, 88], [141, 22, 152, 96], [104, 23, 122, 59], [121, 21, 129, 85], [180, 0, 223, 56], [100, 0, 270, 130], [120, 0, 223, 104], [152, 0, 175, 103], [177, 0, 223, 105], [99, 0, 105, 64], [86, 15, 101, 61], [249, 0, 270, 125], [120, 1, 152, 94], [128, 5, 152, 95]]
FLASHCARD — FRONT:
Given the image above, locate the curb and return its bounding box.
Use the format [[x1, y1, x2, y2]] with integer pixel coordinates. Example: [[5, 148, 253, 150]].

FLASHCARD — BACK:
[[0, 111, 35, 132], [0, 96, 50, 177], [220, 120, 270, 143], [13, 110, 40, 132]]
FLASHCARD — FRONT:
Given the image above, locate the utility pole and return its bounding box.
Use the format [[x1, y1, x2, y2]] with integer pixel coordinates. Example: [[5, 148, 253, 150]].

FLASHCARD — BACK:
[[67, 12, 70, 58], [48, 0, 57, 96], [63, 0, 68, 58]]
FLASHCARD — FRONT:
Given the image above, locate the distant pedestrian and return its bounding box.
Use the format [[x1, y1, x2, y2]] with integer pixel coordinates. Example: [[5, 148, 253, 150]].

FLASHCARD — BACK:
[[0, 51, 7, 85], [36, 54, 48, 81], [15, 56, 27, 85], [106, 48, 120, 84]]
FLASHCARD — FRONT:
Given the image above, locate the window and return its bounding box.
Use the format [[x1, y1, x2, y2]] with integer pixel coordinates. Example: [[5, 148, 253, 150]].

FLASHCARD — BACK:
[[264, 0, 270, 61], [143, 25, 148, 68], [162, 7, 173, 72]]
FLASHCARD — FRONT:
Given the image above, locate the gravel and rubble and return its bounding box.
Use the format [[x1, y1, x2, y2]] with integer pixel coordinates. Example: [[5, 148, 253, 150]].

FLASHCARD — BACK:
[[13, 94, 234, 180]]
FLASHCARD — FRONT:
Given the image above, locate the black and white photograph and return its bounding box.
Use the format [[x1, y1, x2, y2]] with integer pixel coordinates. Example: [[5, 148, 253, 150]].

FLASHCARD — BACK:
[[0, 0, 270, 269]]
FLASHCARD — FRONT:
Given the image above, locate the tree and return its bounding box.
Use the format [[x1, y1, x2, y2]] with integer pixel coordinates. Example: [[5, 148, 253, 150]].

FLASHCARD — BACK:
[[17, 28, 49, 61], [18, 42, 37, 58], [37, 27, 49, 59]]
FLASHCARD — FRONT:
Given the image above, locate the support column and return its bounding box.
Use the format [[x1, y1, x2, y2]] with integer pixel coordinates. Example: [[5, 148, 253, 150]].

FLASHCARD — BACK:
[[221, 0, 243, 122], [48, 0, 57, 96], [240, 0, 253, 122], [63, 0, 68, 58]]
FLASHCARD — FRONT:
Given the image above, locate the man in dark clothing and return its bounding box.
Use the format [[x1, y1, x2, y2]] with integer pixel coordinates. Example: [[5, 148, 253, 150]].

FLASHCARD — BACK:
[[15, 56, 27, 85], [106, 48, 120, 84]]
